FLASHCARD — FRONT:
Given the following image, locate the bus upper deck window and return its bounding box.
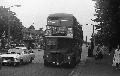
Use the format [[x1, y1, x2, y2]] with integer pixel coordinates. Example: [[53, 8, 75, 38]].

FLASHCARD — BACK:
[[49, 17, 61, 20]]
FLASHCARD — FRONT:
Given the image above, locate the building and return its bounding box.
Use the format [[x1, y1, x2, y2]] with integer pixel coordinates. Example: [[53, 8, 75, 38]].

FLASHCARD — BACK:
[[22, 25, 45, 49]]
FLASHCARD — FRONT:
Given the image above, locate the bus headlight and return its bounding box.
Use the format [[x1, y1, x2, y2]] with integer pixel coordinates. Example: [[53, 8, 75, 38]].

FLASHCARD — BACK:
[[67, 56, 71, 59], [46, 55, 49, 57], [43, 55, 49, 59]]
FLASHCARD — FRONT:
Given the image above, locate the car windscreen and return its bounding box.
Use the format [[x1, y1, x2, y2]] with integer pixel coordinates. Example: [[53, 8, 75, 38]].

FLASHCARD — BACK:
[[8, 49, 24, 53], [16, 44, 25, 47]]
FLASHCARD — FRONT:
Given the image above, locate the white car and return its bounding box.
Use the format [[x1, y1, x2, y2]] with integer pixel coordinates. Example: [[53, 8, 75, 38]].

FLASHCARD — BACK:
[[0, 48, 35, 66], [15, 46, 27, 50]]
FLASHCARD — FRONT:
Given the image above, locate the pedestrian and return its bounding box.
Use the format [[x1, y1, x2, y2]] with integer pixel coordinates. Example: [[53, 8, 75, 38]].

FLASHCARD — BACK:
[[112, 45, 120, 69], [109, 46, 112, 55], [88, 44, 93, 57]]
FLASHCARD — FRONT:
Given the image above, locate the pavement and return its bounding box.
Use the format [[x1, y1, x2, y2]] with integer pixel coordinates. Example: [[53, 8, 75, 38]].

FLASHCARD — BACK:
[[70, 45, 120, 76]]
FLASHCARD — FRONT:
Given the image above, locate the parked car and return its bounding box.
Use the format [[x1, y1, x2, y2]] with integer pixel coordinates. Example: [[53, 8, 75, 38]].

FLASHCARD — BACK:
[[15, 44, 27, 50], [15, 46, 27, 50], [0, 47, 35, 66]]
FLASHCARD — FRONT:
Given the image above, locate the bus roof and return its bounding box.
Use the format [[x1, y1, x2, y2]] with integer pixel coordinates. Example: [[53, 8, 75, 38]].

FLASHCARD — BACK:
[[48, 13, 74, 18], [45, 36, 73, 38]]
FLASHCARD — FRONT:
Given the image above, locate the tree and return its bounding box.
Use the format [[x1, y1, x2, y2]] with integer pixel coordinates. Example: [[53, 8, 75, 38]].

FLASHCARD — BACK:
[[93, 0, 120, 47], [0, 6, 23, 41], [28, 25, 35, 30]]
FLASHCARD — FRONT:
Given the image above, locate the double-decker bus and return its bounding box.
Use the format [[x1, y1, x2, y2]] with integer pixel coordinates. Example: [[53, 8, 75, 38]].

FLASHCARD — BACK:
[[43, 13, 83, 67]]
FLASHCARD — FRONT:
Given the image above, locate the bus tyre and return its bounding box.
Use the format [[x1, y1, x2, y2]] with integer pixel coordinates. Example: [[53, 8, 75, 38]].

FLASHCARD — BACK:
[[0, 62, 2, 70], [20, 59, 23, 65], [44, 60, 48, 66], [13, 62, 18, 66], [29, 58, 33, 63], [68, 57, 76, 68]]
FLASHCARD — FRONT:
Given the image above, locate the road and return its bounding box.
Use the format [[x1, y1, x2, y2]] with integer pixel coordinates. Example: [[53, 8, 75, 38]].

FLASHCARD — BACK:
[[70, 44, 120, 76], [69, 44, 88, 76], [0, 49, 73, 76]]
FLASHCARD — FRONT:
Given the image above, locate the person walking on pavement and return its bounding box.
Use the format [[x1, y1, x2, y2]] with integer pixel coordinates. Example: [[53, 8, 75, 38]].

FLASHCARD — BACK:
[[88, 44, 94, 57], [112, 45, 120, 69]]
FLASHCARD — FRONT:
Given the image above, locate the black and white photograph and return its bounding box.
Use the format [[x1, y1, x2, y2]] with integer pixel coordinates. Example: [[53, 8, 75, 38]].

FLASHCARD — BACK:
[[0, 0, 120, 76]]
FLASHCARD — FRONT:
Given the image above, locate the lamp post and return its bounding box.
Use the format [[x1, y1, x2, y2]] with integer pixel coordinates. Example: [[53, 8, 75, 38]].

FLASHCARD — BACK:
[[90, 19, 95, 46], [86, 23, 95, 45], [91, 24, 95, 57], [86, 23, 95, 57], [86, 36, 88, 46], [7, 5, 21, 45], [92, 24, 95, 46]]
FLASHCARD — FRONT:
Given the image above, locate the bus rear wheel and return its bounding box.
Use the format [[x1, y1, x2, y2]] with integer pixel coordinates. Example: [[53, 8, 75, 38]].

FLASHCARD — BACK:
[[68, 57, 76, 68], [44, 60, 49, 66]]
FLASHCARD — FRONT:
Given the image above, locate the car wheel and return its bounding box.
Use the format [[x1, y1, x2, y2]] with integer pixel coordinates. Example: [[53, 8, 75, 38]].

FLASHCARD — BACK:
[[0, 62, 2, 70], [68, 57, 76, 68], [13, 62, 18, 66], [29, 58, 33, 63], [44, 60, 49, 66], [20, 59, 23, 65]]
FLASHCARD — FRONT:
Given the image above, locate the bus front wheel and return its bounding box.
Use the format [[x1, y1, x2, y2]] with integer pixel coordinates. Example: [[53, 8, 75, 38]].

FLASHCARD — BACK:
[[44, 60, 49, 66]]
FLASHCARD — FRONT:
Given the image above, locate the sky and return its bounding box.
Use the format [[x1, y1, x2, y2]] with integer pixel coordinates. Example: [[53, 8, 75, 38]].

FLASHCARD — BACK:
[[0, 0, 97, 42]]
